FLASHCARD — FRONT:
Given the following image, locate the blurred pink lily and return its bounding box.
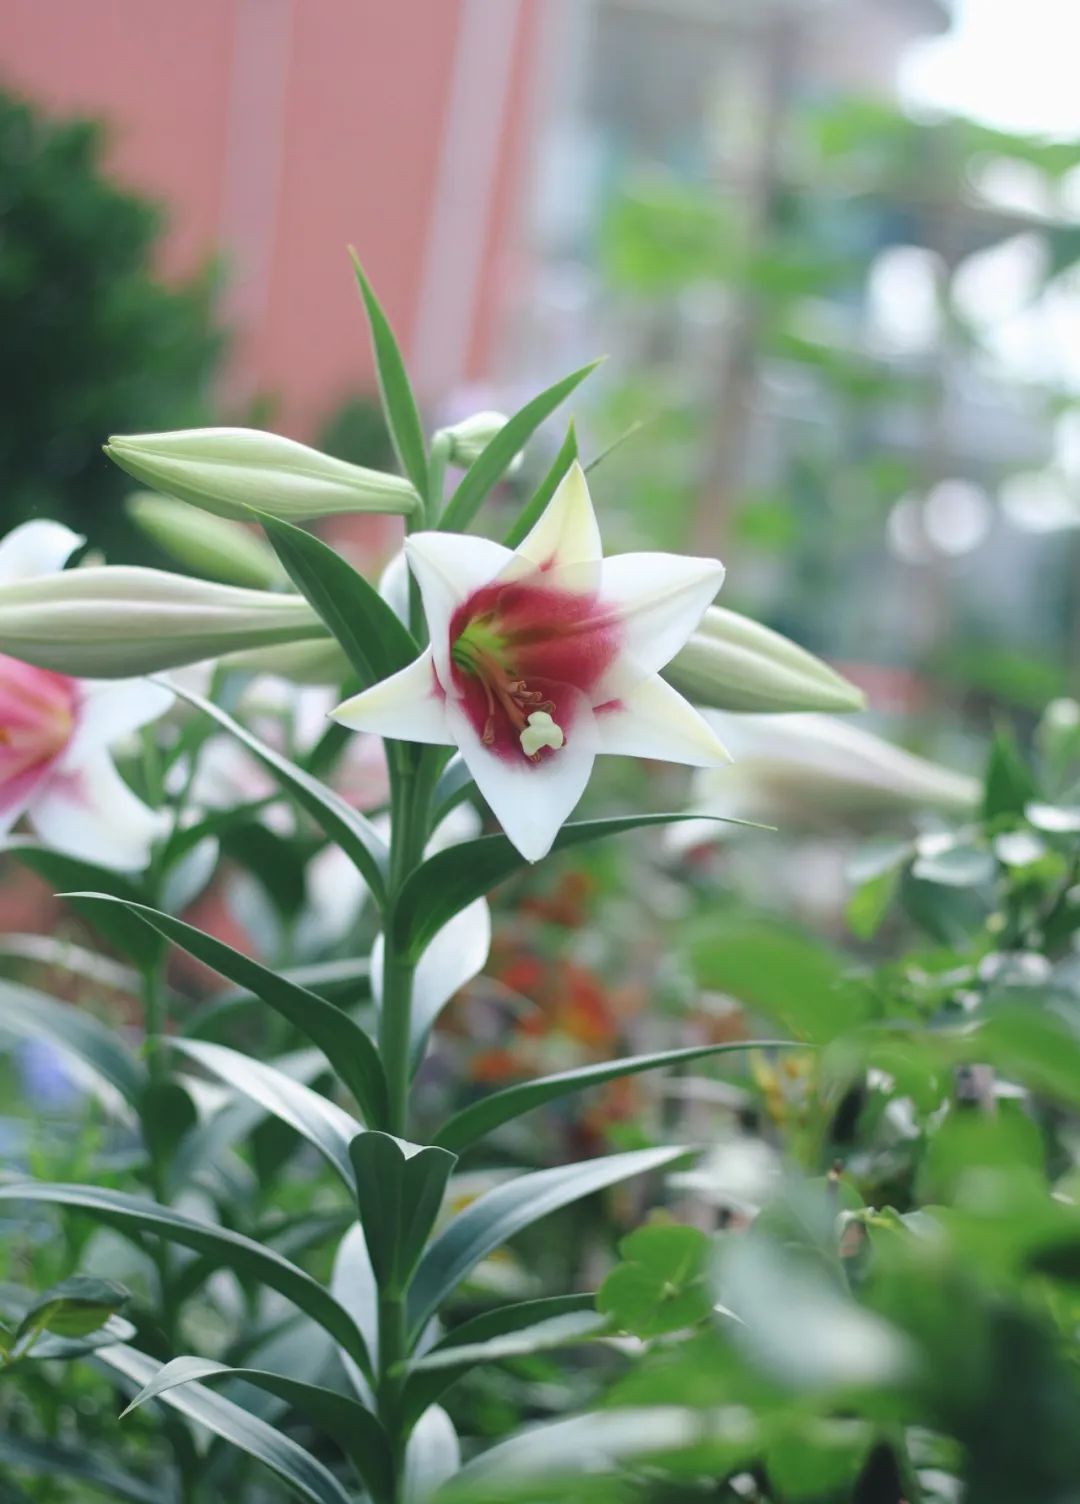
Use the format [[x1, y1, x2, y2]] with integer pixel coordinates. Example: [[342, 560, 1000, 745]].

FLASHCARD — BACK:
[[332, 462, 729, 860], [0, 522, 172, 869]]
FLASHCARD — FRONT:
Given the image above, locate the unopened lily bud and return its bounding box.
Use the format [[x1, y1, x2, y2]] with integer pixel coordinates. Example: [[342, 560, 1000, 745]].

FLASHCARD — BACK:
[[439, 411, 521, 472], [126, 492, 287, 590], [0, 566, 325, 678], [106, 427, 421, 523], [664, 607, 865, 715], [218, 636, 350, 684], [676, 711, 980, 844]]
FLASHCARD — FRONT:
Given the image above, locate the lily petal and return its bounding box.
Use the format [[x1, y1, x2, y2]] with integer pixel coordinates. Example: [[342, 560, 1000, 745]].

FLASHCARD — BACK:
[[30, 753, 167, 869], [0, 761, 57, 836], [596, 675, 732, 766], [404, 532, 513, 685], [0, 520, 84, 585], [514, 461, 602, 571], [444, 690, 598, 863], [331, 648, 454, 746], [599, 552, 725, 682], [65, 679, 174, 765]]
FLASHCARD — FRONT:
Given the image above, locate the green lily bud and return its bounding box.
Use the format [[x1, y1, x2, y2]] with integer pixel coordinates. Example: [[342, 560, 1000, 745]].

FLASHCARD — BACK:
[[218, 636, 350, 684], [0, 566, 325, 677], [126, 492, 287, 590], [439, 411, 521, 471], [106, 427, 421, 523], [663, 606, 865, 714]]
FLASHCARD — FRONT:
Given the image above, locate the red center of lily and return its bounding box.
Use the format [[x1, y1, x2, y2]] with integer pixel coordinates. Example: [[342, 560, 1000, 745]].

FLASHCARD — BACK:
[[448, 576, 618, 764]]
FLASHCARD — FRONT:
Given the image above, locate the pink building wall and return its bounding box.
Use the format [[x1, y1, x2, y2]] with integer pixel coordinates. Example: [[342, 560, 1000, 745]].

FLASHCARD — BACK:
[[1, 0, 543, 434]]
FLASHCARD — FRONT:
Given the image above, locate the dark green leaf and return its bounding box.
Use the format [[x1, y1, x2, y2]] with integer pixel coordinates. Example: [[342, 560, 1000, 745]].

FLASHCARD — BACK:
[[1, 841, 161, 967], [0, 1432, 158, 1504], [400, 1295, 596, 1424], [63, 896, 388, 1127], [0, 1184, 373, 1380], [395, 814, 737, 963], [0, 978, 143, 1108], [983, 725, 1037, 821], [440, 362, 601, 533], [172, 1038, 361, 1189], [408, 1145, 689, 1333], [502, 422, 578, 548], [349, 1132, 456, 1292], [137, 1081, 198, 1167], [15, 1276, 128, 1345], [162, 679, 389, 903], [350, 250, 429, 497], [97, 1343, 355, 1504], [183, 956, 372, 1040], [122, 1355, 393, 1502], [257, 511, 418, 686], [220, 820, 308, 916], [434, 1040, 780, 1154]]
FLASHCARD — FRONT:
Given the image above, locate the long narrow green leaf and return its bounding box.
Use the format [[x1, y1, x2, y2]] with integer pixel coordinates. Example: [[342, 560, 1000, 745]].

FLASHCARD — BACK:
[[256, 511, 417, 686], [440, 362, 602, 534], [1, 842, 161, 968], [122, 1356, 393, 1502], [95, 1344, 355, 1504], [163, 679, 389, 904], [393, 814, 738, 963], [435, 1041, 781, 1154], [60, 896, 388, 1128], [183, 957, 372, 1041], [0, 1432, 159, 1504], [171, 1039, 361, 1190], [502, 422, 578, 548], [0, 1184, 373, 1380], [0, 978, 143, 1109], [350, 250, 429, 497], [408, 1145, 689, 1333], [400, 1295, 596, 1424]]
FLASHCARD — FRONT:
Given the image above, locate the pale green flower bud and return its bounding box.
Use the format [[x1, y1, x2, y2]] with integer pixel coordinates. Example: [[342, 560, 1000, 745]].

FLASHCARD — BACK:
[[126, 492, 287, 590], [106, 427, 421, 523], [218, 636, 350, 684], [439, 411, 521, 472], [663, 606, 865, 714], [0, 566, 325, 677]]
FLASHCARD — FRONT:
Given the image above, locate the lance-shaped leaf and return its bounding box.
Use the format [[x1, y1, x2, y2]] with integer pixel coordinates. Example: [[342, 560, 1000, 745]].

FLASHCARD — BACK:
[[2, 843, 161, 968], [258, 511, 418, 687], [393, 814, 739, 963], [400, 1295, 599, 1425], [163, 680, 389, 903], [121, 1356, 393, 1503], [440, 362, 601, 533], [0, 1184, 373, 1380], [350, 1133, 457, 1294], [408, 1145, 690, 1333], [14, 1276, 129, 1347], [434, 1040, 779, 1154], [0, 978, 143, 1110], [62, 896, 388, 1127], [0, 1433, 159, 1504], [184, 956, 372, 1041], [350, 252, 429, 498], [171, 1039, 362, 1190], [95, 1343, 355, 1504]]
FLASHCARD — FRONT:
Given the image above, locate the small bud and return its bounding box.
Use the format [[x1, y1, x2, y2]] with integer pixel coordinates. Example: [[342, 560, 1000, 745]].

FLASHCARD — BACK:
[[0, 566, 325, 678], [106, 427, 421, 523], [126, 492, 286, 591], [439, 411, 521, 472], [664, 607, 865, 715]]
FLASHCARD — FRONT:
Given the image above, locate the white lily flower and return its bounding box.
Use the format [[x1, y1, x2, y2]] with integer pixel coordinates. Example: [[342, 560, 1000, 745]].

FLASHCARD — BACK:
[[332, 462, 729, 861], [0, 521, 171, 869]]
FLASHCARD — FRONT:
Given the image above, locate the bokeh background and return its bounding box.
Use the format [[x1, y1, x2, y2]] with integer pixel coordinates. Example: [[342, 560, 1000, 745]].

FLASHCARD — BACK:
[[4, 0, 1080, 763]]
